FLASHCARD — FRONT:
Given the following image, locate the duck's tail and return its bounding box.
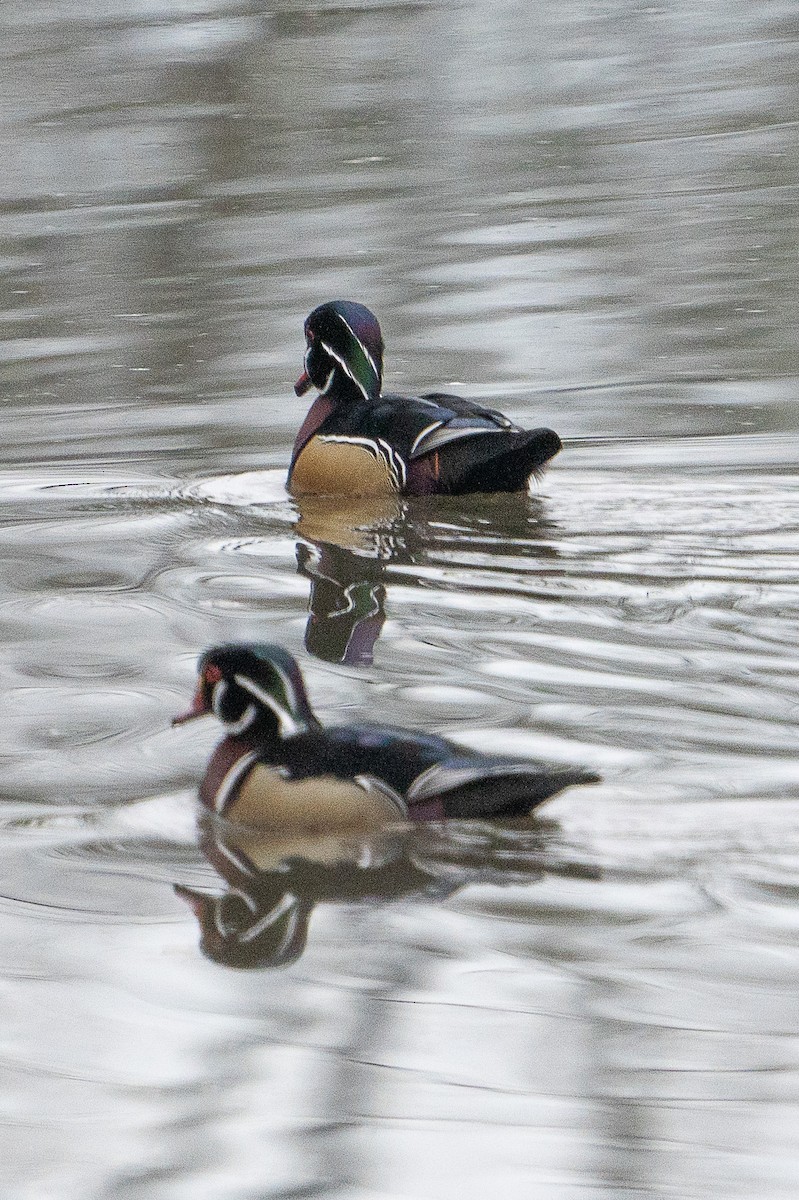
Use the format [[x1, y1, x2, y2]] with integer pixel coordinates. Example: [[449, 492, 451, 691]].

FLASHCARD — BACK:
[[435, 428, 562, 494], [440, 767, 600, 819], [407, 759, 600, 820]]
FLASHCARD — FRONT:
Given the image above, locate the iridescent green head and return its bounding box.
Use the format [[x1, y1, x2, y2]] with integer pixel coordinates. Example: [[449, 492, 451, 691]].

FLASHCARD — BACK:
[[294, 300, 383, 402], [173, 643, 319, 742]]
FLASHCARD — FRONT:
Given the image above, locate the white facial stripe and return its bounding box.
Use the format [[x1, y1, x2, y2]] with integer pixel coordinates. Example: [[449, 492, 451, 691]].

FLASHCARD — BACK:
[[319, 338, 369, 400], [211, 680, 257, 734], [233, 672, 302, 737], [334, 311, 380, 379], [319, 366, 336, 394], [223, 703, 258, 735]]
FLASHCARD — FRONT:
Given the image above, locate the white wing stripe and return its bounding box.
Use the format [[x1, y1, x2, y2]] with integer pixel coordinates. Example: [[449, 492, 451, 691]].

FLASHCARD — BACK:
[[409, 424, 505, 459], [410, 421, 444, 455]]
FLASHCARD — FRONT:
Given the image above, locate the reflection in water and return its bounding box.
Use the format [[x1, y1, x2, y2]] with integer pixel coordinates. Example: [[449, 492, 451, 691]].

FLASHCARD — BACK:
[[297, 539, 387, 665], [174, 632, 598, 973], [176, 817, 578, 970], [293, 495, 409, 558], [294, 491, 560, 664], [6, 0, 799, 1193], [294, 495, 407, 665]]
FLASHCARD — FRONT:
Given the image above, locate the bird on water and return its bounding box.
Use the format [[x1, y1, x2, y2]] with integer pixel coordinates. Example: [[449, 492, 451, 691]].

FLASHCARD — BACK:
[[288, 300, 562, 497], [173, 642, 598, 830]]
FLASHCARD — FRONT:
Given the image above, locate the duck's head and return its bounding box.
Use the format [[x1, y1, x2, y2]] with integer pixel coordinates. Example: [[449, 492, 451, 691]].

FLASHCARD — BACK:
[[294, 300, 383, 403], [173, 643, 319, 742]]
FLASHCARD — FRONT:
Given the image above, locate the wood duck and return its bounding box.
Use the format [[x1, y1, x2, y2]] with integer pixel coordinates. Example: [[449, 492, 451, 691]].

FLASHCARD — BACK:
[[173, 643, 598, 830], [288, 300, 562, 497]]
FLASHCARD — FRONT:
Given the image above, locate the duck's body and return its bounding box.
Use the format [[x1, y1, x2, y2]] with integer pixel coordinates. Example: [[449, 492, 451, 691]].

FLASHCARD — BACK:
[[174, 644, 598, 831], [288, 301, 561, 497]]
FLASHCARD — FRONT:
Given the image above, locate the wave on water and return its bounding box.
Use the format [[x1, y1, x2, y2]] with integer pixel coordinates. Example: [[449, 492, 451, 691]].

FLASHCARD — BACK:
[[0, 467, 291, 511]]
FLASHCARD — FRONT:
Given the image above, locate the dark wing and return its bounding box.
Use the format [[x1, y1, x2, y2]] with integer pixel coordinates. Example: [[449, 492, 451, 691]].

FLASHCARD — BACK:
[[407, 392, 520, 459], [276, 730, 598, 821], [406, 757, 600, 819], [381, 394, 561, 493], [311, 391, 560, 494], [279, 723, 456, 796], [339, 392, 518, 461]]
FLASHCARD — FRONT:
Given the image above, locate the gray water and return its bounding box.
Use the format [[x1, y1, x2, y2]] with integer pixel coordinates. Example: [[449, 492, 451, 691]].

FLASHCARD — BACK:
[[4, 1, 799, 1197]]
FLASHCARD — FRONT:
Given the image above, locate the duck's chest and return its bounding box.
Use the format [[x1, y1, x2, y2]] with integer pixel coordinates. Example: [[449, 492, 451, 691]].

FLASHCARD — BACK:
[[289, 434, 406, 496]]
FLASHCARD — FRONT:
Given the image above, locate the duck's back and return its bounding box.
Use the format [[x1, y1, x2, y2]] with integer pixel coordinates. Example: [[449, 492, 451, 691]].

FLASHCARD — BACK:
[[289, 391, 561, 496], [273, 722, 454, 796], [268, 723, 597, 821]]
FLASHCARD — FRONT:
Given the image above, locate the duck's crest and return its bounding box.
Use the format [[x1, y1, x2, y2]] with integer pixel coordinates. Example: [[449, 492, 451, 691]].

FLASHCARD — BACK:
[[302, 300, 383, 402], [236, 643, 317, 736]]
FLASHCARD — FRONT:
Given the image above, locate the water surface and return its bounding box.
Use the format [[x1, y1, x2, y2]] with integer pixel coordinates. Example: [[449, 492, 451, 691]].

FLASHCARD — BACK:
[[3, 1, 799, 1198]]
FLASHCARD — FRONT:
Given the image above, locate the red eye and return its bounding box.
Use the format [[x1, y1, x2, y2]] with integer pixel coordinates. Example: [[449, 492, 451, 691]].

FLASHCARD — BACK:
[[204, 665, 222, 685]]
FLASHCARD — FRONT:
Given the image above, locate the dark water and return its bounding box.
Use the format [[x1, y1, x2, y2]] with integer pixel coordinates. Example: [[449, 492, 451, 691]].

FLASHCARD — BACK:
[[4, 1, 799, 1197]]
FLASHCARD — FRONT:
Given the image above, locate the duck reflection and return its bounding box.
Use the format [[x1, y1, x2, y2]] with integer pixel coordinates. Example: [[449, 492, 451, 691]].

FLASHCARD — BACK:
[[293, 492, 560, 666], [176, 821, 439, 969], [172, 640, 598, 969], [176, 815, 588, 970], [294, 495, 411, 666], [297, 541, 387, 666]]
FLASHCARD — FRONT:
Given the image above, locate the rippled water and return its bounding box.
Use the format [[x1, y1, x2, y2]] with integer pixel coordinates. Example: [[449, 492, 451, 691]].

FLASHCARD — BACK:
[[4, 1, 799, 1197]]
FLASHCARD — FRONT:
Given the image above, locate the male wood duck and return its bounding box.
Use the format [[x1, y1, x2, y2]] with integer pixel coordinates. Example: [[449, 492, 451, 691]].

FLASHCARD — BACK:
[[288, 300, 562, 496], [173, 643, 598, 829]]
